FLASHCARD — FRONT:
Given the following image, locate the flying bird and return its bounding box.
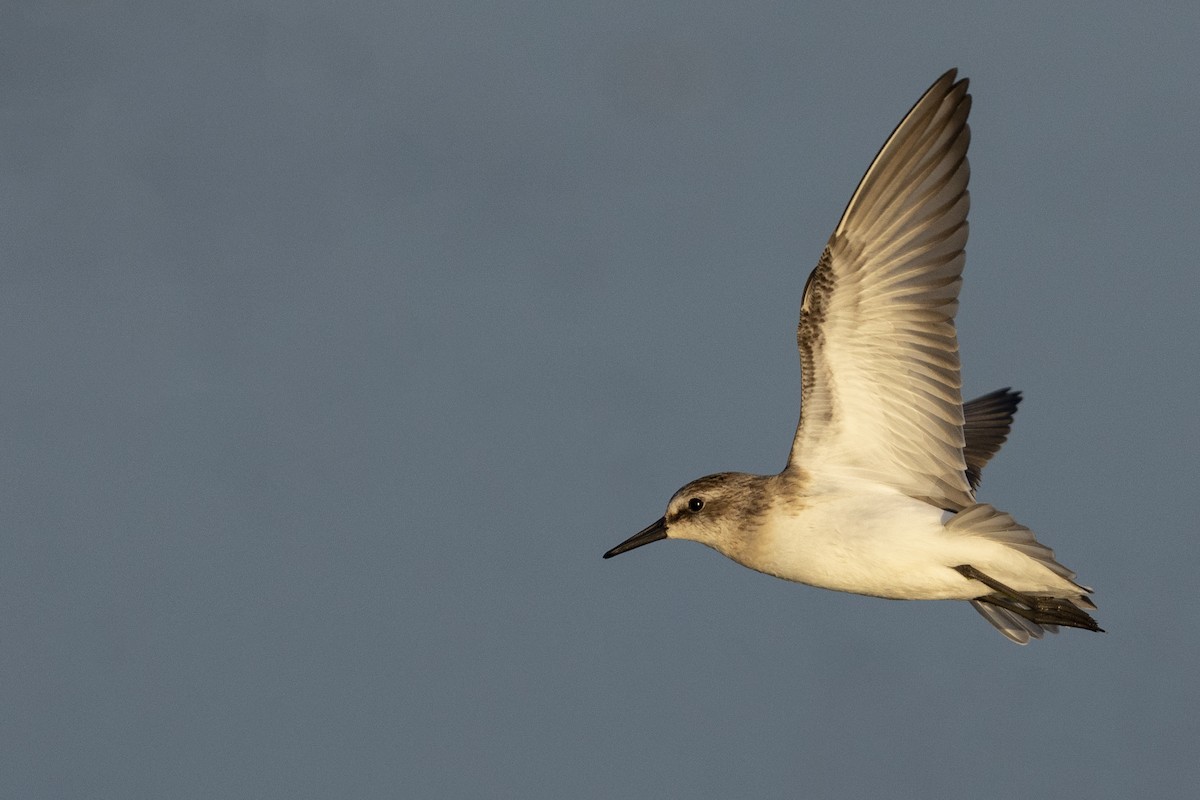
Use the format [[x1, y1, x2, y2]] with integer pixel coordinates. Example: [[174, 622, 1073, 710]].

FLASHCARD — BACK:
[[603, 70, 1101, 644]]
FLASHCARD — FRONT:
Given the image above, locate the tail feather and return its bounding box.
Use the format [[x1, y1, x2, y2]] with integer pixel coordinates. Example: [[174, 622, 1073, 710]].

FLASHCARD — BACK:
[[968, 594, 1100, 644], [948, 504, 1087, 587], [969, 600, 1051, 644], [948, 504, 1101, 644]]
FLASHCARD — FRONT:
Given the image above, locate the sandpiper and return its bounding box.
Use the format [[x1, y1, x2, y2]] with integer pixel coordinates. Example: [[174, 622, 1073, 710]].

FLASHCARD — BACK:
[[603, 70, 1101, 644]]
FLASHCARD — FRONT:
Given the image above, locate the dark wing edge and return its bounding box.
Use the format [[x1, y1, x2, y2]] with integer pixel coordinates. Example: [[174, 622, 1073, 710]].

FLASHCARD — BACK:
[[962, 387, 1022, 489]]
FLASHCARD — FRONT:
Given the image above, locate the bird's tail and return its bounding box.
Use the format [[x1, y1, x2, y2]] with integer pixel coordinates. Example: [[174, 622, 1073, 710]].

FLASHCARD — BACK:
[[948, 504, 1101, 644], [967, 593, 1100, 644]]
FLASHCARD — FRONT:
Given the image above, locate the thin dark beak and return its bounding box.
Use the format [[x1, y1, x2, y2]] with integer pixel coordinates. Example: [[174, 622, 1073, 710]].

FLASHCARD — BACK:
[[603, 517, 668, 559]]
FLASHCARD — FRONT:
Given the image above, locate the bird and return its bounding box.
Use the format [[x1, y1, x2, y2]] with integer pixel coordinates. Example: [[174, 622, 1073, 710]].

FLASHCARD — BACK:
[[602, 70, 1101, 644]]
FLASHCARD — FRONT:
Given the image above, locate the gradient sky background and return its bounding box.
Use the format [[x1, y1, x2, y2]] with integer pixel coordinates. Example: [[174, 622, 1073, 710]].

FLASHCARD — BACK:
[[4, 2, 1199, 798]]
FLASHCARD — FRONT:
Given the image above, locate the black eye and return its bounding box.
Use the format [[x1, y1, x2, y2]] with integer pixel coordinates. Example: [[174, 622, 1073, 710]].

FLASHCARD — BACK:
[[687, 497, 704, 513]]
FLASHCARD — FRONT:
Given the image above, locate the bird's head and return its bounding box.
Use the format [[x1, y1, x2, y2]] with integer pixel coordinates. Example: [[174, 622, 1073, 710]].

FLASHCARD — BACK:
[[603, 472, 770, 561]]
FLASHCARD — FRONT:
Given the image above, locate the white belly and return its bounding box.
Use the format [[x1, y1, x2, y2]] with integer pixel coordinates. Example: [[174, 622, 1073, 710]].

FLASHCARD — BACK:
[[737, 491, 1069, 600]]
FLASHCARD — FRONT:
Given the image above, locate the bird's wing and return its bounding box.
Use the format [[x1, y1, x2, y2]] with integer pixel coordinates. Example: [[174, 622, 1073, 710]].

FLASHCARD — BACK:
[[962, 387, 1022, 490], [789, 70, 974, 509]]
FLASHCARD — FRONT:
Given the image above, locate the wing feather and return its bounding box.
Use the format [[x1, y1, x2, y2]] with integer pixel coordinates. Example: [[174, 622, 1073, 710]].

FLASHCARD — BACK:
[[789, 70, 975, 509], [962, 388, 1022, 489]]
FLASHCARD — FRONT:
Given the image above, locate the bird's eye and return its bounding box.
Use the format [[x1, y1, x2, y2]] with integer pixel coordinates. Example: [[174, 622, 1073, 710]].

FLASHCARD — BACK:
[[688, 498, 704, 513]]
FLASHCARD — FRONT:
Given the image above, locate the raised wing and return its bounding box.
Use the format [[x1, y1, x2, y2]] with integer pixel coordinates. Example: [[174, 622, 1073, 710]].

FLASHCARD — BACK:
[[789, 70, 974, 509]]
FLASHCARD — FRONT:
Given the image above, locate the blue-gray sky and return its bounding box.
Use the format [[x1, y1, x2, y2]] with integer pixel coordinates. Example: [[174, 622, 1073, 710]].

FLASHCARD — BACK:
[[4, 2, 1199, 798]]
